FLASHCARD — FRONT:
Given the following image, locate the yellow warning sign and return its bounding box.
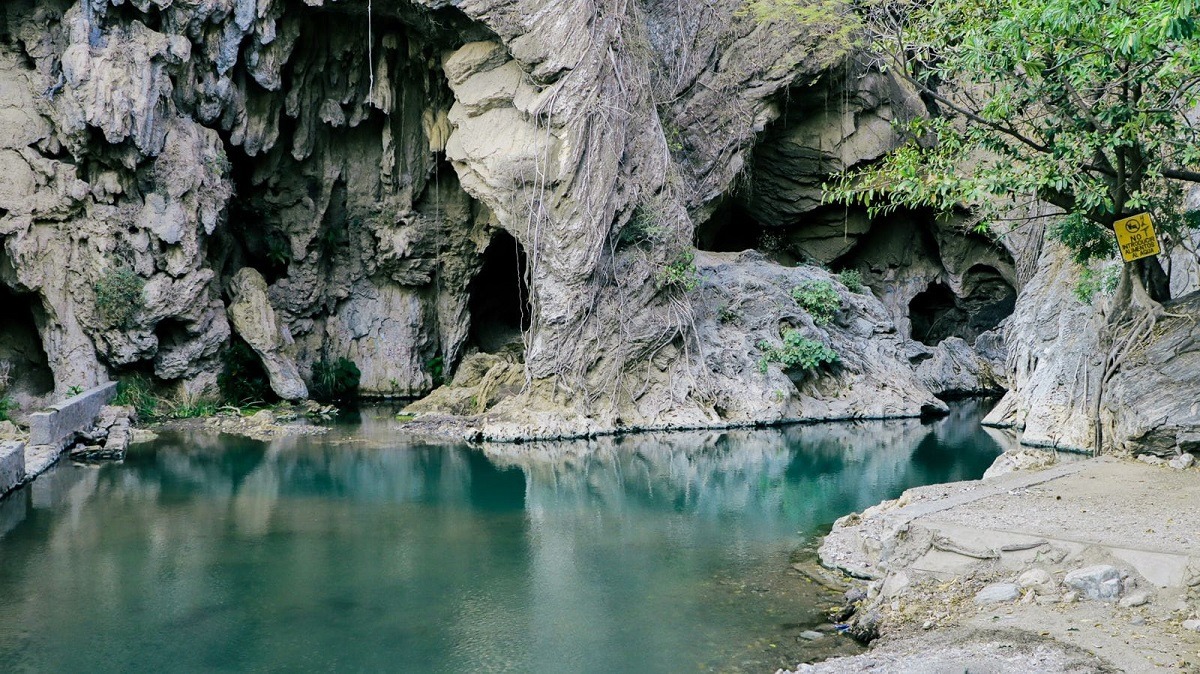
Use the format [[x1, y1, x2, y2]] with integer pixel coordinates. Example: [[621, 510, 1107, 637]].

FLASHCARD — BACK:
[[1113, 212, 1160, 262]]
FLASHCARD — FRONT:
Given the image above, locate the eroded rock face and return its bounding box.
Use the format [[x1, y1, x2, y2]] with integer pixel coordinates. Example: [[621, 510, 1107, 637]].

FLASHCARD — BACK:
[[408, 250, 948, 440], [0, 0, 1025, 437], [1099, 293, 1200, 457]]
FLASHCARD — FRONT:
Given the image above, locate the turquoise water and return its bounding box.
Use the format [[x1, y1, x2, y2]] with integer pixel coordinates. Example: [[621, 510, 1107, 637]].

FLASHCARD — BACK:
[[0, 401, 1005, 673]]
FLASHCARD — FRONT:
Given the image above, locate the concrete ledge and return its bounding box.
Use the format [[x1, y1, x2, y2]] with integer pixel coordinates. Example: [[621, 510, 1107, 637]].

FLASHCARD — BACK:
[[24, 445, 60, 480], [28, 382, 117, 449], [0, 441, 25, 497]]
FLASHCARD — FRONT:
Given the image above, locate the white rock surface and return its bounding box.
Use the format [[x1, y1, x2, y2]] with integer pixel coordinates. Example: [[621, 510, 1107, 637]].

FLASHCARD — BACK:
[[974, 583, 1020, 604], [1063, 565, 1122, 602]]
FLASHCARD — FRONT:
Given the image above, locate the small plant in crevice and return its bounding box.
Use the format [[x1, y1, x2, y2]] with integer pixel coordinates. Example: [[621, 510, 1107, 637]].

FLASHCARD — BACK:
[[95, 267, 145, 328], [656, 251, 701, 292], [791, 280, 841, 325], [0, 397, 12, 422], [837, 269, 865, 294], [66, 385, 84, 398], [318, 222, 347, 260], [265, 230, 292, 269], [717, 304, 738, 324], [218, 339, 274, 405], [1073, 265, 1121, 304], [662, 118, 686, 154], [310, 357, 361, 402], [757, 329, 840, 374], [618, 202, 668, 248], [426, 355, 445, 388]]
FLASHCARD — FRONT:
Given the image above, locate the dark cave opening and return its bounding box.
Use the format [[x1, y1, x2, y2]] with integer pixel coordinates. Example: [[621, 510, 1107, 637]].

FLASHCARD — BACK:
[[909, 282, 960, 346], [0, 283, 54, 398], [909, 265, 1016, 346], [154, 317, 192, 352], [695, 200, 768, 253], [468, 230, 531, 353]]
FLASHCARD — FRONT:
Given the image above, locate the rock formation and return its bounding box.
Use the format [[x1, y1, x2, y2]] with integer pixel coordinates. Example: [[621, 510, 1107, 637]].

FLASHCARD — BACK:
[[0, 0, 1034, 440]]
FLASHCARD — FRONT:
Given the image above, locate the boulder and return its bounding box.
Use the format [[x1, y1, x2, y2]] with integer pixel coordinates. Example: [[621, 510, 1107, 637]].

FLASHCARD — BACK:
[[226, 268, 307, 400]]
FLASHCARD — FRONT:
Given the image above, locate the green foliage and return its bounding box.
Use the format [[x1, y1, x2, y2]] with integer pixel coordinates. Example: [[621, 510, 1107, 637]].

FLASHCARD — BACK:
[[162, 396, 219, 419], [318, 223, 346, 259], [619, 202, 668, 247], [791, 280, 841, 325], [113, 374, 161, 420], [95, 267, 145, 328], [656, 251, 701, 291], [825, 0, 1200, 267], [757, 329, 840, 374], [426, 355, 445, 388], [662, 119, 686, 154], [66, 385, 84, 398], [717, 304, 739, 323], [311, 357, 361, 402], [265, 231, 292, 269], [0, 397, 12, 422], [218, 339, 274, 405], [837, 269, 865, 293], [1074, 265, 1122, 304], [113, 373, 220, 421]]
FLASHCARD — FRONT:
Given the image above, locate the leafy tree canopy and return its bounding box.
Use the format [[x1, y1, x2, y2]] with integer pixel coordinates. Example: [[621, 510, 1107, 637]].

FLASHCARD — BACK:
[[825, 0, 1200, 299]]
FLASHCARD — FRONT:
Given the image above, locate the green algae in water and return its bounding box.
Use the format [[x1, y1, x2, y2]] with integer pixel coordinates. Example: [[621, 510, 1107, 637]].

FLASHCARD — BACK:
[[0, 401, 1003, 672]]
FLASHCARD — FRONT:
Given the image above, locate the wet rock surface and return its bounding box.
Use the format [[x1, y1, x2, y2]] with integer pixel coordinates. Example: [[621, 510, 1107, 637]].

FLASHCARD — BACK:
[[67, 404, 135, 462]]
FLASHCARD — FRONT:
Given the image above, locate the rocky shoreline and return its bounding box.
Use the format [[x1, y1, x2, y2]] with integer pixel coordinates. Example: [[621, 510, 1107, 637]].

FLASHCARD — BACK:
[[788, 451, 1200, 672]]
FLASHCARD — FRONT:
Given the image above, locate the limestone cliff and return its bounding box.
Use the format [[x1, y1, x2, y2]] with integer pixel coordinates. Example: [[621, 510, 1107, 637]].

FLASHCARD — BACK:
[[0, 0, 1019, 439]]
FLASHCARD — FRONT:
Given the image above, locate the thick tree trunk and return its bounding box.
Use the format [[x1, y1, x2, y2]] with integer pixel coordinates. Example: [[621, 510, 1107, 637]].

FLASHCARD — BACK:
[[1135, 256, 1171, 302]]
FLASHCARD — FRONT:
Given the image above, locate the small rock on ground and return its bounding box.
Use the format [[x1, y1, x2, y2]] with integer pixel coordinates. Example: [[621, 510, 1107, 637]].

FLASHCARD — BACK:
[[975, 583, 1020, 604], [1169, 453, 1196, 470], [1063, 565, 1121, 601], [1118, 591, 1149, 608]]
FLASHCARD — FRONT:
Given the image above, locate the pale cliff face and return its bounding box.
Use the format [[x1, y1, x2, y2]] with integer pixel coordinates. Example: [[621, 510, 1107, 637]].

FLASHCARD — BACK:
[[0, 0, 1041, 440]]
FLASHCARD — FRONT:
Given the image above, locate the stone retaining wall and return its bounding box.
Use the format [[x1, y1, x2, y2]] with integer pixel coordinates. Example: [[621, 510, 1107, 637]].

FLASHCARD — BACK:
[[28, 382, 117, 449], [0, 441, 25, 496]]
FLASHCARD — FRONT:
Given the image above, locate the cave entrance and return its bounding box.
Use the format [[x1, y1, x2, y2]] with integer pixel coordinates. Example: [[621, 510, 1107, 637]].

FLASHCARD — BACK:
[[909, 282, 960, 346], [0, 284, 54, 403], [468, 231, 531, 353], [909, 266, 1016, 346], [695, 200, 768, 253]]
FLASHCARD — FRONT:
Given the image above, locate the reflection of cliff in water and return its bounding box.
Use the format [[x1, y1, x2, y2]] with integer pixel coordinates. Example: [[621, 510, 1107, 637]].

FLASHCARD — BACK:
[[487, 398, 1006, 530], [0, 401, 1005, 673], [4, 400, 1006, 544]]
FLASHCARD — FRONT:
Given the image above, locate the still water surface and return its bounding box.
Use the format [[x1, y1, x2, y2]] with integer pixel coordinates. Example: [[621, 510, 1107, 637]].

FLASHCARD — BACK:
[[0, 401, 1006, 673]]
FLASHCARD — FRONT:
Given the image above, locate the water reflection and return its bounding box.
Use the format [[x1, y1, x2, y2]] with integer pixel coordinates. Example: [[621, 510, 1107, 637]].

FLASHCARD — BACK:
[[0, 400, 1004, 673]]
